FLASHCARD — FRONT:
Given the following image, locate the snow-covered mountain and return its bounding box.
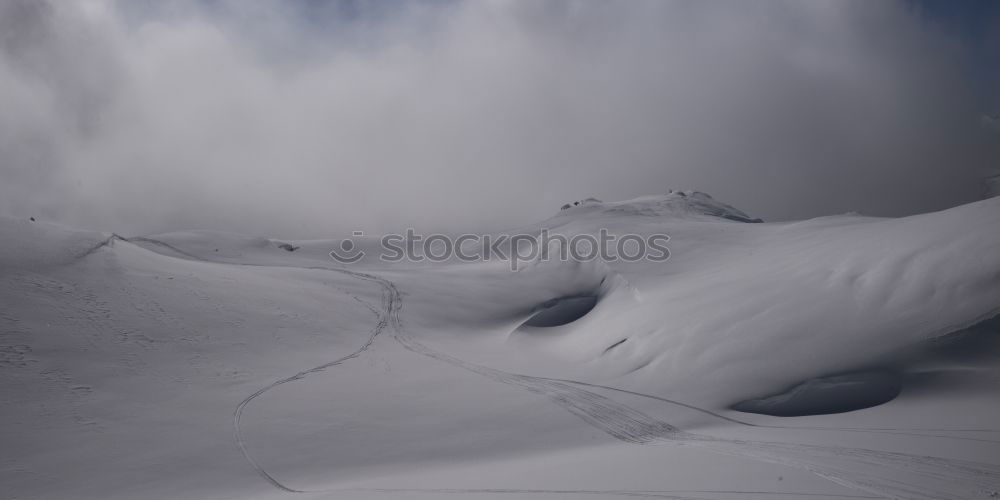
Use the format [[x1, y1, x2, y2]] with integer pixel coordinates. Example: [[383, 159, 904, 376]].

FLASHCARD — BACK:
[[2, 193, 999, 500]]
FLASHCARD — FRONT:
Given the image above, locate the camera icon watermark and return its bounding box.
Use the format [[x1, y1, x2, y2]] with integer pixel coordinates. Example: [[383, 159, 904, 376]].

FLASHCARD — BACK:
[[329, 231, 367, 264], [330, 228, 669, 271]]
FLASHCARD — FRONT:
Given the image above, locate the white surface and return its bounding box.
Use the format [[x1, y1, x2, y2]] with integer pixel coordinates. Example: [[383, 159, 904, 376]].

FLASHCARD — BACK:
[[2, 193, 999, 499]]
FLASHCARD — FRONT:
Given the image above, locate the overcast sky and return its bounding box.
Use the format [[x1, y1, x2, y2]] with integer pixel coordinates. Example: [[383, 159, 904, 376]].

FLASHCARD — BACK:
[[1, 0, 998, 237]]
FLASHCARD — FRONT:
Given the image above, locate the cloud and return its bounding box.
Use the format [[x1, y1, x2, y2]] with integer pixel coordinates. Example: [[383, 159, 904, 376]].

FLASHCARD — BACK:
[[0, 0, 997, 237]]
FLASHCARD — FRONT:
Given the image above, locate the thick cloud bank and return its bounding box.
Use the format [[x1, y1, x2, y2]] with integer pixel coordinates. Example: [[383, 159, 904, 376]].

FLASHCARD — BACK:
[[1, 0, 997, 236]]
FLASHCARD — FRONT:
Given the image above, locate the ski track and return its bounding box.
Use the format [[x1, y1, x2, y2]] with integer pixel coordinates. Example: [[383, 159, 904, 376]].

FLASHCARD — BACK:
[[231, 268, 397, 494], [394, 328, 1000, 500], [82, 238, 1000, 499]]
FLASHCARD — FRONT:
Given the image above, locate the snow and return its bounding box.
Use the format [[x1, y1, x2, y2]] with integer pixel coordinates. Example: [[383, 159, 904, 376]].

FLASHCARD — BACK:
[[986, 171, 1000, 199], [521, 296, 598, 327], [2, 193, 999, 499], [554, 191, 762, 222], [731, 370, 903, 416]]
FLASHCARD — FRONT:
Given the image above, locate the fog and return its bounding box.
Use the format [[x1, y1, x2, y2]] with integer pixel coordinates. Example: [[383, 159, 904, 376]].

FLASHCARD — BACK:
[[1, 0, 997, 237]]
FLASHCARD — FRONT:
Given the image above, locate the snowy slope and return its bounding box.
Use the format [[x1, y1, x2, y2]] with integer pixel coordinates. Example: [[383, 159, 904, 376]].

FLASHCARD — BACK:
[[2, 193, 999, 500]]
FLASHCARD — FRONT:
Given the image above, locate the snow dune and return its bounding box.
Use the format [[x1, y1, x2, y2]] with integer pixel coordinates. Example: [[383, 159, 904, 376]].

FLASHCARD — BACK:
[[1, 192, 999, 499]]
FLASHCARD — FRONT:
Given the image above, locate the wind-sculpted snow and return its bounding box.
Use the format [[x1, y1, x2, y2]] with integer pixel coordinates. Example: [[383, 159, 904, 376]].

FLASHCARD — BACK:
[[522, 296, 599, 328], [515, 195, 1000, 409], [3, 194, 1000, 500], [100, 197, 1000, 498], [732, 371, 904, 417], [388, 290, 1000, 499], [221, 256, 1000, 499]]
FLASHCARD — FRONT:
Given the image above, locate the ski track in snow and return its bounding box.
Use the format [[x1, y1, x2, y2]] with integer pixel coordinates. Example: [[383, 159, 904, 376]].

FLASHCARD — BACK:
[[97, 238, 1000, 499], [231, 268, 397, 494], [393, 317, 1000, 500]]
